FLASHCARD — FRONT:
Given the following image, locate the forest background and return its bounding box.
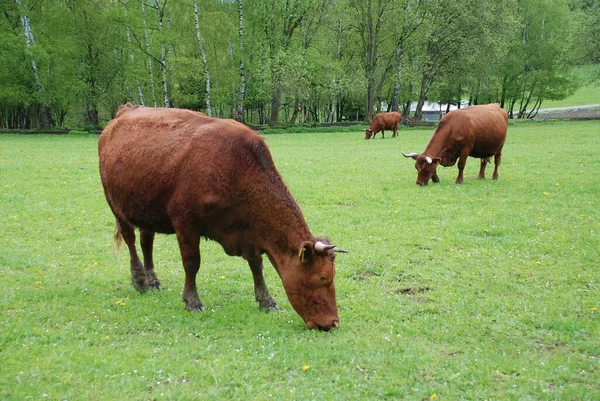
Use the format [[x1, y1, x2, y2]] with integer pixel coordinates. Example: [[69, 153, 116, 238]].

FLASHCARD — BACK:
[[1, 0, 599, 129]]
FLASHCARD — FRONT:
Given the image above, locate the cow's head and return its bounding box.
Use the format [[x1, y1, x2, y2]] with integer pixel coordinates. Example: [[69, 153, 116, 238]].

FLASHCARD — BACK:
[[403, 153, 441, 186], [365, 128, 374, 140], [279, 239, 346, 330]]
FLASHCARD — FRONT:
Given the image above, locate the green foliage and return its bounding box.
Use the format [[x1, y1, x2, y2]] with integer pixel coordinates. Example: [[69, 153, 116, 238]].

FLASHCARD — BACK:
[[0, 0, 595, 128], [1, 120, 599, 399]]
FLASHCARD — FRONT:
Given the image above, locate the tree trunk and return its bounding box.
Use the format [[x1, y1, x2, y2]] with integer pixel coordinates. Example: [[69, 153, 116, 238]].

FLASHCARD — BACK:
[[157, 1, 170, 108], [141, 0, 158, 107], [14, 0, 53, 128], [193, 0, 211, 115], [269, 88, 280, 127], [237, 0, 246, 122], [123, 2, 145, 105], [289, 96, 300, 125], [413, 75, 428, 121]]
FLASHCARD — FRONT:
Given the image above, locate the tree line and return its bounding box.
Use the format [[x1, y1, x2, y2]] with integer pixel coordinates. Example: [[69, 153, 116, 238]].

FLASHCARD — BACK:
[[1, 0, 598, 129]]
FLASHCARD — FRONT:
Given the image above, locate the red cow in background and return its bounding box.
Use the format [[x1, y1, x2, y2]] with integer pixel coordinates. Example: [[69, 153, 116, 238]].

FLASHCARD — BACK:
[[365, 111, 402, 139]]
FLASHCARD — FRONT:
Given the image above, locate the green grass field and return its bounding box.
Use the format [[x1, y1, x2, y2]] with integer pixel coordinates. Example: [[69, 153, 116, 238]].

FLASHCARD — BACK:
[[1, 120, 599, 400], [541, 86, 600, 109]]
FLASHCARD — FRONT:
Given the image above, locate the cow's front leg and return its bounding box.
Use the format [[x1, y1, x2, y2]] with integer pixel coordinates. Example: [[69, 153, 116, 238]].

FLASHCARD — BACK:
[[175, 230, 204, 311], [432, 171, 440, 183], [247, 255, 280, 311], [140, 230, 161, 289], [455, 151, 470, 184]]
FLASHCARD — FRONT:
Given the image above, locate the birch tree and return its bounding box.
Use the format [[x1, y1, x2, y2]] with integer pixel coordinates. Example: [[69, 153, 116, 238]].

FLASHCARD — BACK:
[[13, 0, 53, 128], [123, 1, 145, 105], [141, 0, 158, 106], [155, 0, 170, 107], [237, 0, 246, 122], [193, 0, 212, 116], [351, 0, 395, 122]]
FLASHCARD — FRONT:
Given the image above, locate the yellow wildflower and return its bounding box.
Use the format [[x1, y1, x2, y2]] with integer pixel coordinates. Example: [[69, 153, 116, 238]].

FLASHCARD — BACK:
[[302, 365, 310, 372]]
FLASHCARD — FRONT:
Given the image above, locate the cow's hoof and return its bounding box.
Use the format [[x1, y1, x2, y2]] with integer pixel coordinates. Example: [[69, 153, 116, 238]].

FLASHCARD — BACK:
[[132, 278, 150, 293], [148, 279, 162, 290], [259, 301, 282, 312], [185, 301, 205, 312]]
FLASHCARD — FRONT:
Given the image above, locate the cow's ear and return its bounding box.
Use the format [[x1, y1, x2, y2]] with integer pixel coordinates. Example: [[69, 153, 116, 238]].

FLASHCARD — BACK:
[[298, 241, 315, 263], [433, 157, 442, 165]]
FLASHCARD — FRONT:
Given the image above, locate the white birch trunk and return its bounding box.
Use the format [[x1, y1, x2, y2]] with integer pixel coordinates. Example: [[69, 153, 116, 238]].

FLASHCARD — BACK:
[[141, 0, 158, 107], [14, 0, 42, 93], [156, 1, 170, 108], [237, 0, 246, 121], [123, 2, 145, 105], [193, 0, 211, 116]]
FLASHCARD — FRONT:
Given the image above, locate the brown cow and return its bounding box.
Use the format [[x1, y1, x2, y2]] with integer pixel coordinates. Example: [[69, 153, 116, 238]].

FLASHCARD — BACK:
[[365, 111, 402, 139], [98, 105, 346, 330], [402, 104, 508, 185]]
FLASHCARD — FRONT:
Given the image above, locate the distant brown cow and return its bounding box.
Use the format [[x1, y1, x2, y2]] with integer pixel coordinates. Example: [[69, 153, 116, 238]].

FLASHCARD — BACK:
[[403, 104, 508, 185], [365, 111, 402, 139], [98, 105, 347, 330]]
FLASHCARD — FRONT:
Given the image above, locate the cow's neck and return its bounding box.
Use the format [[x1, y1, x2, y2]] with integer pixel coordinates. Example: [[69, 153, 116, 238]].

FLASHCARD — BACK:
[[253, 199, 311, 274], [424, 130, 446, 157]]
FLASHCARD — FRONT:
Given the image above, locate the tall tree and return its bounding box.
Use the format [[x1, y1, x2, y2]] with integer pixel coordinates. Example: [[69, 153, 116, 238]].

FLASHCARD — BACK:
[[350, 0, 395, 122], [13, 0, 53, 128], [236, 0, 246, 122], [193, 0, 212, 115]]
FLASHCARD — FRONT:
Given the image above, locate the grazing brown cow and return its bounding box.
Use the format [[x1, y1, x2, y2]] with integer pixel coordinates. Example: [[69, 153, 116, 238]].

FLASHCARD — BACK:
[[365, 111, 402, 139], [98, 105, 346, 330], [403, 104, 508, 185]]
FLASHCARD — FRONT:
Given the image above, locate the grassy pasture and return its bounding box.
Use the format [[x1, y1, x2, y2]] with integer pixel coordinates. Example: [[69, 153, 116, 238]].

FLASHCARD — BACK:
[[1, 120, 599, 400], [541, 86, 600, 109]]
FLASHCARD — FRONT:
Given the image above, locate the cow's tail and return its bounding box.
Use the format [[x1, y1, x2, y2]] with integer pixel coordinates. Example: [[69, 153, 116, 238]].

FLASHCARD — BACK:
[[114, 219, 123, 252]]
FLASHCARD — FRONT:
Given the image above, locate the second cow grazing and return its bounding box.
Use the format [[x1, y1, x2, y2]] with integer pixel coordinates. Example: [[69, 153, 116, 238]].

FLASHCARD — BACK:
[[403, 104, 508, 185], [365, 111, 402, 139], [98, 105, 346, 331]]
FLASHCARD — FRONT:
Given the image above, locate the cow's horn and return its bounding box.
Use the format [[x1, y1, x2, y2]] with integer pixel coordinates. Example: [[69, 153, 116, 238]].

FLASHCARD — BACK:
[[402, 152, 418, 158], [314, 241, 335, 253], [333, 247, 349, 253], [425, 156, 433, 164]]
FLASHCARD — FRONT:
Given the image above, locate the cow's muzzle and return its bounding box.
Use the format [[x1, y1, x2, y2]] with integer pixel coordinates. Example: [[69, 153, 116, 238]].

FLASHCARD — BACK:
[[306, 318, 340, 331]]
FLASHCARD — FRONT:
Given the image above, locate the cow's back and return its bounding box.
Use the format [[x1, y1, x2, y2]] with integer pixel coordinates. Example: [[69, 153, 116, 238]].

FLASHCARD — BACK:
[[429, 104, 507, 160], [465, 104, 508, 158], [99, 106, 273, 235]]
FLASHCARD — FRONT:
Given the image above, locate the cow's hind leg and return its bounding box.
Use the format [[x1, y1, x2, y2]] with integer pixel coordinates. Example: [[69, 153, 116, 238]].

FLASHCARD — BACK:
[[117, 220, 149, 292], [477, 157, 491, 179], [140, 230, 161, 290], [247, 255, 280, 312], [492, 149, 502, 180], [175, 230, 204, 311]]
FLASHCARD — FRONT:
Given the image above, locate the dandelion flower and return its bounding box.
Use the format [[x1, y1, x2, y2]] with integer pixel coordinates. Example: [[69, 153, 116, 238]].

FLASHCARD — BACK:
[[592, 307, 598, 313], [302, 365, 310, 372]]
